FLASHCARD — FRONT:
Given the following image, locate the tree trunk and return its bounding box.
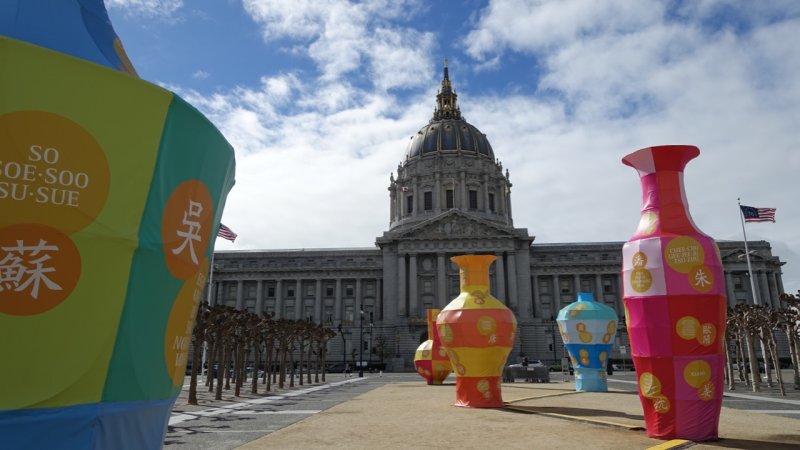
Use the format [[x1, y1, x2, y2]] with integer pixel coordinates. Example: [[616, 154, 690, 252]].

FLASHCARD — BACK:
[[215, 342, 226, 400], [298, 337, 304, 386], [759, 332, 773, 388], [746, 333, 761, 392], [188, 336, 203, 405], [279, 345, 287, 389], [736, 335, 747, 384], [790, 334, 800, 390], [251, 344, 261, 394], [234, 342, 243, 397], [307, 342, 313, 385], [724, 336, 735, 390], [768, 332, 785, 396]]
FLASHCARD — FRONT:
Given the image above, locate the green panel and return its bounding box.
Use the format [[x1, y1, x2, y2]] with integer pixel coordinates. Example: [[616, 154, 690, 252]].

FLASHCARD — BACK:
[[0, 37, 171, 408], [103, 96, 235, 401]]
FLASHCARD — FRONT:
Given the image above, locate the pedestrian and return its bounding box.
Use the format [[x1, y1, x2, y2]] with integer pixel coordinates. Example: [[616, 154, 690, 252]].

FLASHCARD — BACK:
[[521, 356, 529, 367], [345, 364, 351, 378]]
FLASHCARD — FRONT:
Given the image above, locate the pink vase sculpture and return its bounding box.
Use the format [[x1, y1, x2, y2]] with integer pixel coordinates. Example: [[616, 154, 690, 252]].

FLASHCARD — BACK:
[[621, 145, 727, 441]]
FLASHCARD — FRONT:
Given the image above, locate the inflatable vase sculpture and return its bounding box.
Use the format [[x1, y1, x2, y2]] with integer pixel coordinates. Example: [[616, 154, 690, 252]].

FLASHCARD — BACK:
[[0, 2, 236, 449], [621, 145, 726, 441], [436, 255, 517, 407], [557, 292, 618, 392], [414, 308, 452, 385]]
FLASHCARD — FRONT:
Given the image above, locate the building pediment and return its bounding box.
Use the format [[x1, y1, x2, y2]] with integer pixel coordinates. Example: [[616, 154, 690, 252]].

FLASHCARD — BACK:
[[395, 210, 519, 241]]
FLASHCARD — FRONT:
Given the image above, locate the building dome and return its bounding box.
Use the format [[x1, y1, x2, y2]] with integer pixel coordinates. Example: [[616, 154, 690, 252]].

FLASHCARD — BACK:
[[405, 119, 494, 159], [405, 58, 494, 160]]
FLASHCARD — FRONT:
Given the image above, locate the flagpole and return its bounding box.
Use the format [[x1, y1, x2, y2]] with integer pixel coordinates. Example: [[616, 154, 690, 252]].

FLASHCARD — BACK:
[[737, 198, 760, 305]]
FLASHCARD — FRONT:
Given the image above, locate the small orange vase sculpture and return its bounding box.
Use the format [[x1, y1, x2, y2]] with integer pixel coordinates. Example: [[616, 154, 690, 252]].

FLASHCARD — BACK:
[[436, 255, 517, 407], [414, 309, 452, 385]]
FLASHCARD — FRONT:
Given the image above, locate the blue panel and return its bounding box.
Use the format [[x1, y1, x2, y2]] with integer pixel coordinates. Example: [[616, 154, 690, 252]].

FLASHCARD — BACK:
[[0, 399, 175, 450]]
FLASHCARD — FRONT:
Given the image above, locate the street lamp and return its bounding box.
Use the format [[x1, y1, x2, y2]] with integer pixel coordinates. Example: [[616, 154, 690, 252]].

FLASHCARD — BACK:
[[338, 324, 348, 367], [549, 315, 558, 366], [358, 308, 364, 377]]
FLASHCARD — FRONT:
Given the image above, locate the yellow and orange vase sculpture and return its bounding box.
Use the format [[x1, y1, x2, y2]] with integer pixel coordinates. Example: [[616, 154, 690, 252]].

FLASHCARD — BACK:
[[622, 145, 727, 441], [414, 309, 452, 385], [436, 255, 517, 407]]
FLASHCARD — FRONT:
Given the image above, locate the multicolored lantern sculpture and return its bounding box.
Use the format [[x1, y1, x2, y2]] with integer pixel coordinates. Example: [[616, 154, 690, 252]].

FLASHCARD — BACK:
[[622, 145, 726, 441], [0, 2, 236, 449], [437, 255, 517, 408], [557, 292, 618, 392], [414, 309, 452, 385]]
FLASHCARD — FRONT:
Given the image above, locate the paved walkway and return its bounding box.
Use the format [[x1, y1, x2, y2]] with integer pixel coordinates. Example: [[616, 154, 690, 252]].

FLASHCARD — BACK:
[[235, 374, 800, 450]]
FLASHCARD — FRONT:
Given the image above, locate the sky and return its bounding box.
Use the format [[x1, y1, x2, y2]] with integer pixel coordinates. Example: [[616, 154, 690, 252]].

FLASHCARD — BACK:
[[105, 0, 800, 295]]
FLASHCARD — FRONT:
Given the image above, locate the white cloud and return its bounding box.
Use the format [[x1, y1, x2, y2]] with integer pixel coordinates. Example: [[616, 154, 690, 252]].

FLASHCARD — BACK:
[[106, 0, 184, 18], [241, 0, 432, 90], [192, 70, 209, 79]]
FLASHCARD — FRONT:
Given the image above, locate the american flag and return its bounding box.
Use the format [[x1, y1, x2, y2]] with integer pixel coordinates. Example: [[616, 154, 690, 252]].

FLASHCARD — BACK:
[[740, 205, 776, 223], [217, 223, 237, 241]]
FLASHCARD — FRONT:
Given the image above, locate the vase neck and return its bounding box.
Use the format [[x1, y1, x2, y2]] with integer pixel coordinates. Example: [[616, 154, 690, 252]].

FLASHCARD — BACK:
[[623, 145, 700, 237], [451, 255, 495, 292]]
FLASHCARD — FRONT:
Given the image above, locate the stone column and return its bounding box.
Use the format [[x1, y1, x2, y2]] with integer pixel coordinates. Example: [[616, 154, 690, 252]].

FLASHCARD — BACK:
[[573, 274, 581, 297], [495, 252, 506, 302], [506, 251, 518, 311], [409, 254, 418, 317], [295, 279, 303, 320], [459, 171, 466, 208], [412, 183, 419, 218], [552, 274, 560, 313], [390, 190, 396, 223], [725, 272, 736, 308], [434, 172, 441, 213], [595, 274, 604, 303], [768, 272, 779, 308], [356, 278, 363, 311], [275, 280, 283, 319], [335, 279, 343, 322], [235, 280, 244, 310], [209, 281, 218, 306], [613, 275, 623, 313], [483, 173, 489, 212], [398, 255, 407, 317], [315, 279, 322, 322], [532, 275, 541, 318], [376, 278, 383, 321], [437, 252, 447, 308], [255, 280, 264, 317], [759, 271, 771, 308]]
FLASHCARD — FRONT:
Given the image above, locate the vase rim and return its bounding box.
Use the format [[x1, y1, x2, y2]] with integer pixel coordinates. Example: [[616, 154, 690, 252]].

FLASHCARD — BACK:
[[622, 145, 699, 173]]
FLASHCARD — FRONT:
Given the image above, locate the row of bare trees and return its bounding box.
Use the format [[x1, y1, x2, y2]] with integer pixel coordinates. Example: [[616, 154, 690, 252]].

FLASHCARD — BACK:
[[725, 291, 800, 394], [187, 304, 338, 405]]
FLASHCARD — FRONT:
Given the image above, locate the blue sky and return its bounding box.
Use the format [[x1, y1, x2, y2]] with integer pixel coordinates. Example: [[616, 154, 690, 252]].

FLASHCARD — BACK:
[[105, 0, 800, 295]]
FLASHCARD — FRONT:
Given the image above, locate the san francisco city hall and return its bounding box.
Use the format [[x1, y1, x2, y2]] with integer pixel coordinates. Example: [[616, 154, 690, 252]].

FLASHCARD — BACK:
[[209, 65, 787, 370]]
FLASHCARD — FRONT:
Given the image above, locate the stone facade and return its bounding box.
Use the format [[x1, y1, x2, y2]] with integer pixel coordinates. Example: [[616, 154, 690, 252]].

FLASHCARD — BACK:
[[211, 64, 786, 370]]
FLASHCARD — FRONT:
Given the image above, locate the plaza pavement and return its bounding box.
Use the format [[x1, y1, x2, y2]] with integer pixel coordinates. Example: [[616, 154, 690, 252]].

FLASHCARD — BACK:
[[236, 372, 800, 450]]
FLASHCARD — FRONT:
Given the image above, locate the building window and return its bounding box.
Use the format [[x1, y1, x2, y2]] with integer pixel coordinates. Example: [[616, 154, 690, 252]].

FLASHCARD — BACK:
[[488, 193, 495, 212], [468, 190, 478, 209], [603, 278, 614, 293], [560, 279, 570, 294], [581, 279, 592, 293], [406, 195, 414, 214], [365, 282, 375, 296], [733, 275, 744, 290], [324, 306, 334, 324], [304, 305, 314, 321], [446, 189, 454, 208], [287, 286, 295, 297], [267, 285, 276, 297], [326, 285, 334, 297], [284, 305, 294, 318], [424, 191, 433, 210], [345, 283, 354, 297], [423, 280, 433, 293], [539, 279, 551, 294], [344, 305, 354, 324], [245, 282, 257, 299]]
